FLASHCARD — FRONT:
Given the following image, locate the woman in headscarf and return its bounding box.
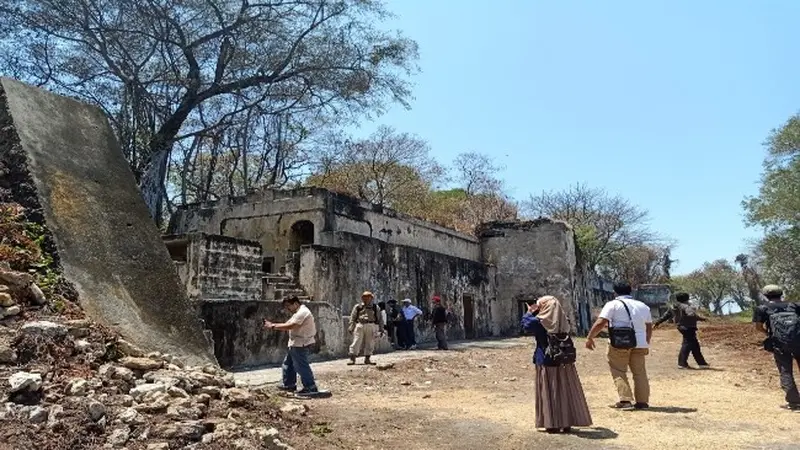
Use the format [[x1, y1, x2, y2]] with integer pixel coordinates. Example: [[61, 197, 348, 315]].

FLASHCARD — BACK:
[[521, 295, 592, 433]]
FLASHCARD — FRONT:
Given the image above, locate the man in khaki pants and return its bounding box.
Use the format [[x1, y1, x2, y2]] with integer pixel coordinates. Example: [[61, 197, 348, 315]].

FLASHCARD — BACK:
[[347, 291, 384, 365], [586, 282, 654, 410]]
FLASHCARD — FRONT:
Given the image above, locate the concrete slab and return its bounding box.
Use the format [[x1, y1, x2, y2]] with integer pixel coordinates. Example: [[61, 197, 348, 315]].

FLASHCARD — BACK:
[[0, 78, 215, 366]]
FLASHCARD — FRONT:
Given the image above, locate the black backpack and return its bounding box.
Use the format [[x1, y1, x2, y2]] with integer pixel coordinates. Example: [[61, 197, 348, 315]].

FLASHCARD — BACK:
[[768, 304, 800, 350], [544, 333, 577, 366]]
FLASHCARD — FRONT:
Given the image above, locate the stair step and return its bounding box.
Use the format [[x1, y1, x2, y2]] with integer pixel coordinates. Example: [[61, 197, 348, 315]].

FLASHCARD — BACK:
[[263, 275, 292, 284]]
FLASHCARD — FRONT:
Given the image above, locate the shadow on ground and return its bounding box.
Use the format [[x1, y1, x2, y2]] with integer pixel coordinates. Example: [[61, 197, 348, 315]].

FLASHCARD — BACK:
[[572, 427, 618, 440]]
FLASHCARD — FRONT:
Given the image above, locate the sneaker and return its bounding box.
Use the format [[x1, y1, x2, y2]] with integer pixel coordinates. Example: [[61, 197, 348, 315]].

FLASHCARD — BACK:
[[276, 385, 297, 392], [677, 365, 690, 370], [610, 401, 634, 410], [697, 364, 711, 370], [296, 387, 319, 396], [780, 403, 800, 412], [364, 357, 376, 365], [633, 403, 649, 410]]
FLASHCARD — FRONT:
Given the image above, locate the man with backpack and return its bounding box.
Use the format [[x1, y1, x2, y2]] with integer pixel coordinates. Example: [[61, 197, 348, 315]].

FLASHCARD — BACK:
[[654, 292, 710, 369], [752, 284, 800, 412], [347, 291, 385, 365]]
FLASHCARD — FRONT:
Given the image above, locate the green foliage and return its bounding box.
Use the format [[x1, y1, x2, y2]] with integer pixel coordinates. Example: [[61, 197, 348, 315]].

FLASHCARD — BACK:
[[743, 112, 800, 298], [0, 202, 65, 297]]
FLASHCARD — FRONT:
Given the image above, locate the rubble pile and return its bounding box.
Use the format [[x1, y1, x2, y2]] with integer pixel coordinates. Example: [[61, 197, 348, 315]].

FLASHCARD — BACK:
[[0, 204, 308, 449]]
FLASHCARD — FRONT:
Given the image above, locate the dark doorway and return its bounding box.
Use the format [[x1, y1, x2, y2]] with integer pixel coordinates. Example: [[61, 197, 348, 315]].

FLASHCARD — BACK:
[[463, 295, 475, 339], [289, 221, 314, 251], [261, 257, 275, 274]]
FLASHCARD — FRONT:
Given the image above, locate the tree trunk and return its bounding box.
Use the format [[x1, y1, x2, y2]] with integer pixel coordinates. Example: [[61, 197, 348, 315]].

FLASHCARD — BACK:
[[138, 148, 171, 228]]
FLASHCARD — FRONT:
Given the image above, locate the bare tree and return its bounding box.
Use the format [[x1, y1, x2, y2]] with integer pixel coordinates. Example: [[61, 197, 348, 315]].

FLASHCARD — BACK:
[[524, 183, 656, 271], [452, 152, 504, 196], [0, 0, 419, 225], [308, 126, 443, 208], [735, 253, 764, 306]]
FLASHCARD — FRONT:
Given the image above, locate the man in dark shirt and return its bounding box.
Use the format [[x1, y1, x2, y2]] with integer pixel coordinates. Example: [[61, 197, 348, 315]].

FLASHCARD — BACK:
[[432, 295, 449, 350], [752, 284, 800, 412], [654, 292, 709, 369]]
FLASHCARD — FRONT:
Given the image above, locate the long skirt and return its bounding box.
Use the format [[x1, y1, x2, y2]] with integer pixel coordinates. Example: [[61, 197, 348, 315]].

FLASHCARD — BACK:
[[535, 363, 593, 429]]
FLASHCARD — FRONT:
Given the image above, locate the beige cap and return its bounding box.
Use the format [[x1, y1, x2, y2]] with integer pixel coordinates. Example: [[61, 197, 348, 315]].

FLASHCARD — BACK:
[[361, 291, 374, 298]]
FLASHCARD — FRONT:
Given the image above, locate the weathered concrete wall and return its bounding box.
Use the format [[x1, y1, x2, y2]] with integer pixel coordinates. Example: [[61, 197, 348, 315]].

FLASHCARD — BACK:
[[165, 233, 262, 302], [478, 219, 589, 335], [199, 300, 345, 369], [0, 78, 215, 365], [298, 232, 495, 343], [168, 187, 481, 270]]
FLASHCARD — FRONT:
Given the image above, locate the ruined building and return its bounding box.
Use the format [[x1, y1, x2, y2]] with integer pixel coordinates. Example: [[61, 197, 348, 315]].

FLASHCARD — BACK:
[[165, 188, 610, 369]]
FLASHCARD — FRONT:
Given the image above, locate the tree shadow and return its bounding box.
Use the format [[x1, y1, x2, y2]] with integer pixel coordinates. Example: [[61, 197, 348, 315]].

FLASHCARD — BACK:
[[571, 427, 618, 440], [639, 406, 698, 413]]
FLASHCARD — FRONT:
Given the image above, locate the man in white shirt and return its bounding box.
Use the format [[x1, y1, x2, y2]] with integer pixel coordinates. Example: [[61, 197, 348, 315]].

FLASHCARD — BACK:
[[263, 296, 319, 396], [401, 299, 423, 350], [586, 282, 653, 410]]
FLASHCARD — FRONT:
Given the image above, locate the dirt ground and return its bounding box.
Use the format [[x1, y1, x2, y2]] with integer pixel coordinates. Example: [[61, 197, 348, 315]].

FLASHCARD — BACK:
[[274, 322, 800, 450]]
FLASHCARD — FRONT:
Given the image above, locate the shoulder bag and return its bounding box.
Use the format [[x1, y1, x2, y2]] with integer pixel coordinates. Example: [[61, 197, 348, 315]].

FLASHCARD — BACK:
[[608, 299, 638, 349]]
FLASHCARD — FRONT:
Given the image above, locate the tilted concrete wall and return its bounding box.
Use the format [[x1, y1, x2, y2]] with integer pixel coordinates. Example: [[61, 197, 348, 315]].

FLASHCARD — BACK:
[[199, 300, 345, 369], [0, 78, 215, 365], [165, 233, 262, 302], [478, 219, 590, 335], [297, 231, 496, 343]]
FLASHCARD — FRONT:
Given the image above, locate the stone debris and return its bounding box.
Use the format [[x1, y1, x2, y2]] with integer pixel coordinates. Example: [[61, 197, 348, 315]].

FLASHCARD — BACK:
[[8, 371, 43, 393], [0, 264, 305, 449], [376, 362, 395, 371]]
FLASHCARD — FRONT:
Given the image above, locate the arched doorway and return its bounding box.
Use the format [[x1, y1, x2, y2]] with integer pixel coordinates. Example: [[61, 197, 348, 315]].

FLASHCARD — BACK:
[[289, 221, 315, 251]]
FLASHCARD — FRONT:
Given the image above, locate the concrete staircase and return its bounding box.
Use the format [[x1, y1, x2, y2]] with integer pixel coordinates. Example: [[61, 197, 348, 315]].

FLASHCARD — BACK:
[[262, 273, 311, 302]]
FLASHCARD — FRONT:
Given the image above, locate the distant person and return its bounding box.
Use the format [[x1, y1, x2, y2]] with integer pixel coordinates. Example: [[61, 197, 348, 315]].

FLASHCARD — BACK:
[[521, 295, 592, 433], [654, 292, 710, 369], [263, 296, 320, 396], [431, 295, 449, 350], [401, 298, 423, 350], [386, 299, 402, 349], [586, 282, 653, 410], [752, 285, 800, 412], [347, 291, 384, 365]]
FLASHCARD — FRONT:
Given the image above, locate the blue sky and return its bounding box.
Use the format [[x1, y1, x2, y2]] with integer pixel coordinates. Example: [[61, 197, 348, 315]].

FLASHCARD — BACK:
[[351, 0, 800, 275]]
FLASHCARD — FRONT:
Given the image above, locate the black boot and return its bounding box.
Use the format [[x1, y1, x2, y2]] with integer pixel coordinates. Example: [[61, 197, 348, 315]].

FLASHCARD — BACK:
[[364, 356, 376, 365], [347, 355, 356, 365]]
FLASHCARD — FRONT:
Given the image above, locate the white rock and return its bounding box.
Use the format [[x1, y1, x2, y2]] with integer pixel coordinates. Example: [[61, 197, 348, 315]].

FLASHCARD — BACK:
[[28, 406, 48, 424], [120, 395, 134, 407], [202, 433, 215, 444], [0, 292, 14, 307], [130, 383, 167, 401], [66, 378, 88, 396], [116, 339, 144, 357], [74, 340, 92, 352], [87, 401, 106, 421], [28, 283, 47, 305], [168, 386, 190, 398], [107, 427, 130, 447], [198, 386, 221, 398], [152, 420, 205, 440], [117, 407, 142, 425], [251, 427, 280, 442], [120, 357, 162, 371], [98, 364, 116, 380], [279, 403, 308, 415], [222, 388, 253, 406], [2, 306, 21, 317], [20, 321, 68, 338], [8, 371, 42, 393], [194, 393, 211, 405], [112, 367, 135, 383], [47, 404, 64, 426], [146, 444, 170, 450]]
